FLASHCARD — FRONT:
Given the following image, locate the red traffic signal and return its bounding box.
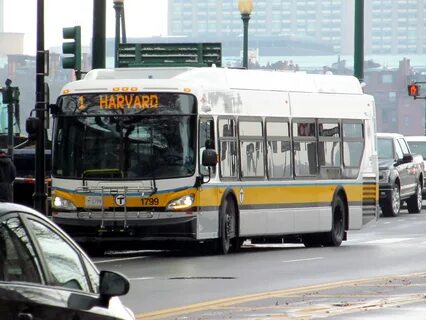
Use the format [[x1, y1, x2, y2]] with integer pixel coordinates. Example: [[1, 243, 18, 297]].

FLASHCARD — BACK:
[[408, 83, 420, 97]]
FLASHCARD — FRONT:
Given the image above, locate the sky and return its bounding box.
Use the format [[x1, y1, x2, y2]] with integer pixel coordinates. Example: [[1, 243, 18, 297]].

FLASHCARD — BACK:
[[3, 0, 168, 54]]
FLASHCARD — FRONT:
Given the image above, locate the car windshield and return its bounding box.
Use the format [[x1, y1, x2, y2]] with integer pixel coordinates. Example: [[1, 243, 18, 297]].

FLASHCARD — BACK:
[[377, 137, 394, 159]]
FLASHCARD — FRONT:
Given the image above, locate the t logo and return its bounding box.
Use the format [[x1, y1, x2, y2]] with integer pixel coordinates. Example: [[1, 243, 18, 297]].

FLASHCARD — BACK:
[[115, 195, 126, 206]]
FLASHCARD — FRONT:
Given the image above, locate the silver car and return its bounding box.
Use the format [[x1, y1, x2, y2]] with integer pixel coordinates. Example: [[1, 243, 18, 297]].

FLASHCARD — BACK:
[[0, 202, 135, 320]]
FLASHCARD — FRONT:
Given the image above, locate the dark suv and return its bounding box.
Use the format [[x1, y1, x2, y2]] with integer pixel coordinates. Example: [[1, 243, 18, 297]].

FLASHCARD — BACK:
[[0, 202, 134, 320]]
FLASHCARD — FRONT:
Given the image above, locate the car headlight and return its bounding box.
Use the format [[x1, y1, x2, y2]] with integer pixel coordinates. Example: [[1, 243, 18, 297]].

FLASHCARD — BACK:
[[166, 194, 194, 211], [52, 195, 77, 211], [379, 170, 391, 183]]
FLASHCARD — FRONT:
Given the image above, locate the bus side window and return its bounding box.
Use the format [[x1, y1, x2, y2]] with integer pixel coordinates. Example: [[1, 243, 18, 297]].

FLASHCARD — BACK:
[[199, 118, 216, 176], [293, 121, 318, 177], [219, 118, 238, 178]]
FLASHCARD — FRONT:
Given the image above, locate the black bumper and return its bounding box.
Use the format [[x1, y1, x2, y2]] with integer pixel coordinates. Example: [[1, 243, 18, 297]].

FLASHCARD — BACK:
[[53, 216, 198, 243]]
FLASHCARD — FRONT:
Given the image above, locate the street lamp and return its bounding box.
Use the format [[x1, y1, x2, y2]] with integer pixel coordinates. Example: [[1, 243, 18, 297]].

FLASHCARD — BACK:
[[113, 0, 125, 67], [238, 0, 253, 69]]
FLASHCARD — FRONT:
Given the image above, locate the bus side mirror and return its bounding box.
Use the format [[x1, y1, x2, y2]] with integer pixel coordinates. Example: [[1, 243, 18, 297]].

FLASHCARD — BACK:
[[49, 103, 60, 115], [26, 117, 41, 141], [202, 149, 217, 167]]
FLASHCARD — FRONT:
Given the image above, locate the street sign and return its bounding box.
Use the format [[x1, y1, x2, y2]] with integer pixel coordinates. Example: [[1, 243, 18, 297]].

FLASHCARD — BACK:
[[117, 43, 222, 68]]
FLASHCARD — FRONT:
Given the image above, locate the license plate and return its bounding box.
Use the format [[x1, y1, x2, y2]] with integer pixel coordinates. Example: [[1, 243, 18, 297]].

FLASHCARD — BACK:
[[85, 196, 103, 208]]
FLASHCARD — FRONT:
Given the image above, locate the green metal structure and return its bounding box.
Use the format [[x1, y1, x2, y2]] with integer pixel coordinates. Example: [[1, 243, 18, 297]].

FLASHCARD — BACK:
[[117, 43, 222, 68]]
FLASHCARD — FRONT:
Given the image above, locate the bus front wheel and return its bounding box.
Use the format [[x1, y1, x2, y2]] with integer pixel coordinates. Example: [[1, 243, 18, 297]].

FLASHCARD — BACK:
[[215, 196, 237, 255]]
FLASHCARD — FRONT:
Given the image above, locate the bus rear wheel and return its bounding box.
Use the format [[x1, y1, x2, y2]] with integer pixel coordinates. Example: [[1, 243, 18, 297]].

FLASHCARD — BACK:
[[323, 196, 345, 247]]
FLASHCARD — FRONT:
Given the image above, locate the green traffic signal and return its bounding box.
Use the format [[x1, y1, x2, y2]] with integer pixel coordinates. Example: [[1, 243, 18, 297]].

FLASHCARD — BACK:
[[62, 26, 81, 71]]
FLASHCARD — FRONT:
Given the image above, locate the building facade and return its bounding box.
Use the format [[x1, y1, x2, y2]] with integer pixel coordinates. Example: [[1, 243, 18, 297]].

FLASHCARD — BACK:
[[168, 0, 426, 55], [364, 58, 424, 136]]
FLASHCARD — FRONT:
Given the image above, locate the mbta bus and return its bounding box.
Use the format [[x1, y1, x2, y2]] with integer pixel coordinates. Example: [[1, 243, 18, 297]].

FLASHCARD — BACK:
[[50, 67, 378, 254]]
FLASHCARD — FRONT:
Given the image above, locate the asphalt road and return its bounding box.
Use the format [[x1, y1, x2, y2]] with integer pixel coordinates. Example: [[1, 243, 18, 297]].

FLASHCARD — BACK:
[[94, 207, 426, 319]]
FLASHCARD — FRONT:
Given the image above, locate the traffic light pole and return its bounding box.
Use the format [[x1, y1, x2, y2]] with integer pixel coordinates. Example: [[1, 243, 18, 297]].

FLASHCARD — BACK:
[[35, 0, 47, 214]]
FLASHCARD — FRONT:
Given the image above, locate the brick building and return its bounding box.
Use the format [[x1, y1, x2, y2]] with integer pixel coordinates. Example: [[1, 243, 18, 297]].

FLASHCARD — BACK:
[[364, 58, 425, 135]]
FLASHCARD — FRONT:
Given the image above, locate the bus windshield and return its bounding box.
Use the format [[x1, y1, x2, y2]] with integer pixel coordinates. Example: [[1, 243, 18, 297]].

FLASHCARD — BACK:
[[53, 93, 196, 180]]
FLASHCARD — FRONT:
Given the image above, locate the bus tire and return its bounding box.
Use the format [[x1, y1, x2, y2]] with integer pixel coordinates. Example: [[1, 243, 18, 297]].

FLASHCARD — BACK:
[[323, 196, 345, 247], [215, 196, 236, 255], [80, 242, 105, 257], [407, 181, 422, 214]]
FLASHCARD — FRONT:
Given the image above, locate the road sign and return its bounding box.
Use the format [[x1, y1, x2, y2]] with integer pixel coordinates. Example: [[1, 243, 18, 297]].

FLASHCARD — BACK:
[[117, 43, 222, 68]]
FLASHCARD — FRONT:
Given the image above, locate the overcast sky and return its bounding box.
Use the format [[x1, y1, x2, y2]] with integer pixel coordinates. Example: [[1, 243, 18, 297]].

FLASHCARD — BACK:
[[3, 0, 168, 54]]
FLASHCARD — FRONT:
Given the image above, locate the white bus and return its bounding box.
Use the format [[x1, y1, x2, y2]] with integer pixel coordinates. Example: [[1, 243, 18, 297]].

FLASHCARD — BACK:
[[50, 67, 378, 254]]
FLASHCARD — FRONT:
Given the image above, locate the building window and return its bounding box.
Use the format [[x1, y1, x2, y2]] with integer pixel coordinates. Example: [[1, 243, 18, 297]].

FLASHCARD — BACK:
[[382, 74, 393, 84], [389, 92, 396, 103], [403, 116, 409, 127]]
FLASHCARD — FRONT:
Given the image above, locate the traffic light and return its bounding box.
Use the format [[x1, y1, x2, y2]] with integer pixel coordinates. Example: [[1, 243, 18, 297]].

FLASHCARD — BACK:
[[62, 26, 81, 71], [408, 83, 420, 97]]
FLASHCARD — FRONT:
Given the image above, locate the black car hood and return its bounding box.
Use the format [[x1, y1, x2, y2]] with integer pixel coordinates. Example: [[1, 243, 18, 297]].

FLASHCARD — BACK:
[[379, 158, 395, 170]]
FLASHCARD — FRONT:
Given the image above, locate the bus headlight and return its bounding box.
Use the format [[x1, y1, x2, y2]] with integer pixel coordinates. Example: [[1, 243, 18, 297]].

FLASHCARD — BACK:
[[52, 196, 77, 211], [166, 194, 194, 211], [379, 170, 391, 183]]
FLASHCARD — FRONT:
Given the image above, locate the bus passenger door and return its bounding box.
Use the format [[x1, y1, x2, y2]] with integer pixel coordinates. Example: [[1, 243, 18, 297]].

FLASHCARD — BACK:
[[197, 118, 220, 240]]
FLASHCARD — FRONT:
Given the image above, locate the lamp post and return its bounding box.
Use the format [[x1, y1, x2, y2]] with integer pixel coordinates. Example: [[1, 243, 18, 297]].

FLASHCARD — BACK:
[[354, 0, 364, 82], [238, 0, 253, 69], [113, 0, 124, 67], [92, 0, 106, 69]]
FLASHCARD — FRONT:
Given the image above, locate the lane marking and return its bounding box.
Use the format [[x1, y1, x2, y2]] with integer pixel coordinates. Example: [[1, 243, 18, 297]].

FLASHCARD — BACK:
[[135, 272, 426, 320], [94, 256, 149, 264], [129, 277, 156, 281], [365, 237, 411, 244], [282, 257, 324, 263]]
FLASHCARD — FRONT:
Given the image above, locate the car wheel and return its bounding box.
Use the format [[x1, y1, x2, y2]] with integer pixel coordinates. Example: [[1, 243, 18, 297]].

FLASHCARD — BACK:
[[381, 183, 400, 217], [407, 181, 422, 214]]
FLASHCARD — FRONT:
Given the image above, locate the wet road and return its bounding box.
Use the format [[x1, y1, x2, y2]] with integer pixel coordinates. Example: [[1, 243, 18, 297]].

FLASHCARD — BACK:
[[94, 209, 426, 319]]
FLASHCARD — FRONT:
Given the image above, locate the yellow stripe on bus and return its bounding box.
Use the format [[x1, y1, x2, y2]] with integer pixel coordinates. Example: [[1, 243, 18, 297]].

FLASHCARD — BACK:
[[52, 183, 376, 209]]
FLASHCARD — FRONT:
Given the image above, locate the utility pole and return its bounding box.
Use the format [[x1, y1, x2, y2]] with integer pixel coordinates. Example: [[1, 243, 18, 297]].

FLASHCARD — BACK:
[[92, 0, 106, 69], [354, 0, 364, 83], [35, 0, 47, 213]]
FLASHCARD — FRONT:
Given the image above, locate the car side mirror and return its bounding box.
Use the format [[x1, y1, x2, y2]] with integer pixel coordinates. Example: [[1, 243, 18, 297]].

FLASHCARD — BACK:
[[202, 149, 218, 167], [99, 270, 130, 307], [402, 153, 413, 164]]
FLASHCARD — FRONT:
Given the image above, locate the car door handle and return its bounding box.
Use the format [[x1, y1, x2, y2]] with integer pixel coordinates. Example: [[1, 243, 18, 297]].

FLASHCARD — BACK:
[[18, 313, 34, 320]]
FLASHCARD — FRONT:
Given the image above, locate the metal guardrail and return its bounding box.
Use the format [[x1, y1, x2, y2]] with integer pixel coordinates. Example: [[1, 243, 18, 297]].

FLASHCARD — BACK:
[[117, 42, 222, 68]]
